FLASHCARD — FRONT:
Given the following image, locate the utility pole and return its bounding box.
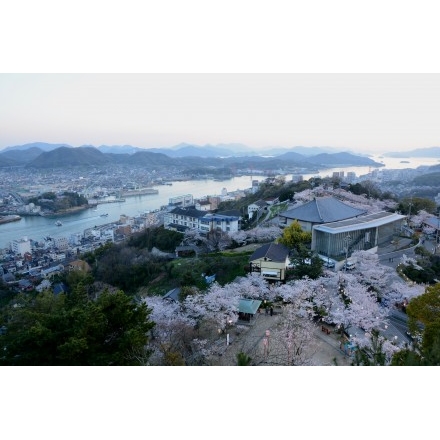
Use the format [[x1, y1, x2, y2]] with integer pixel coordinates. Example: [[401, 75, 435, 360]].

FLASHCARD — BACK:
[[435, 217, 440, 254], [344, 234, 351, 271]]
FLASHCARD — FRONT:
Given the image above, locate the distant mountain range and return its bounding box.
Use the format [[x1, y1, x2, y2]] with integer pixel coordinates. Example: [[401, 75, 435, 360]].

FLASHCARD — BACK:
[[382, 146, 440, 158], [0, 141, 393, 170], [0, 142, 344, 158]]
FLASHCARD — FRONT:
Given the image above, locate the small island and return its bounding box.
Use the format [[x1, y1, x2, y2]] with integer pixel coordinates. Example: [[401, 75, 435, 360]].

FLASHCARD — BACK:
[[27, 191, 92, 216]]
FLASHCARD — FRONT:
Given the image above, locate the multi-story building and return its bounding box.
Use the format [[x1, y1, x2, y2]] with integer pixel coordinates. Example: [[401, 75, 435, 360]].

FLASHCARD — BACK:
[[198, 213, 239, 235], [345, 172, 356, 183], [10, 237, 32, 256], [164, 207, 206, 233], [312, 211, 406, 270], [53, 236, 69, 250], [169, 194, 193, 208], [164, 207, 240, 235], [195, 200, 212, 211]]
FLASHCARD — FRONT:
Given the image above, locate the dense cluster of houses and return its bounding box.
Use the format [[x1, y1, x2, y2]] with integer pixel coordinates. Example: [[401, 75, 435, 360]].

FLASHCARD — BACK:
[[2, 185, 440, 296]]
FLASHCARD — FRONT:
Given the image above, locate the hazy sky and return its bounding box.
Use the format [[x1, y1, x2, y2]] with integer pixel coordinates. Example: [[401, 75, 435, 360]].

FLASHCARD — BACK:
[[1, 73, 439, 154]]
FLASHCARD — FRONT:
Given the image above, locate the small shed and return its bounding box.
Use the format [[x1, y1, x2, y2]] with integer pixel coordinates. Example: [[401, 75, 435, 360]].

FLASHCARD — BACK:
[[238, 298, 262, 322], [175, 245, 199, 258], [163, 287, 181, 302], [53, 282, 68, 295]]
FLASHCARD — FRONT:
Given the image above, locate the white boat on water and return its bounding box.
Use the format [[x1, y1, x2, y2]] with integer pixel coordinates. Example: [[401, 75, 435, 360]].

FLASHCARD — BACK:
[[55, 220, 62, 226]]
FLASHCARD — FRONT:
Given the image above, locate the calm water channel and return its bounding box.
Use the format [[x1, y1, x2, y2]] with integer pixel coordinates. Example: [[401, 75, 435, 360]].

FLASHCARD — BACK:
[[1, 155, 438, 250]]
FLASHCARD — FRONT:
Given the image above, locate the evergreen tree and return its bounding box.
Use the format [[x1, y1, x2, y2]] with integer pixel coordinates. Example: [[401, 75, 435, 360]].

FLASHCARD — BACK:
[[0, 289, 155, 366]]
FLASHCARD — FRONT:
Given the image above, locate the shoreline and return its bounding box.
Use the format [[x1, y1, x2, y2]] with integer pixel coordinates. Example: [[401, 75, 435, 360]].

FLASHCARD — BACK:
[[41, 205, 94, 217], [0, 215, 22, 225]]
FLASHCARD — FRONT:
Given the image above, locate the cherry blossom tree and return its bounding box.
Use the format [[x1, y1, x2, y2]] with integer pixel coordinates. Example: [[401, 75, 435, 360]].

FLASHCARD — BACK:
[[331, 187, 398, 214], [381, 280, 425, 307], [350, 329, 401, 365], [311, 272, 389, 334], [263, 304, 318, 366], [272, 278, 317, 312], [223, 283, 319, 366], [183, 225, 282, 251], [293, 188, 315, 202], [410, 209, 432, 229], [143, 273, 278, 364], [400, 253, 417, 266], [183, 281, 241, 331], [268, 272, 389, 335], [229, 229, 248, 246], [422, 226, 435, 236], [182, 228, 204, 247], [293, 186, 398, 214], [351, 250, 395, 294], [230, 273, 273, 300], [242, 225, 282, 243], [143, 296, 209, 365], [207, 231, 233, 251]]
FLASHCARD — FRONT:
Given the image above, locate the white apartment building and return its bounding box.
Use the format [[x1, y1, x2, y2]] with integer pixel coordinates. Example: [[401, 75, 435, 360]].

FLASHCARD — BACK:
[[164, 207, 240, 235], [169, 194, 194, 208], [164, 207, 205, 232], [198, 213, 239, 235], [195, 200, 212, 211], [53, 236, 69, 250], [10, 237, 32, 256]]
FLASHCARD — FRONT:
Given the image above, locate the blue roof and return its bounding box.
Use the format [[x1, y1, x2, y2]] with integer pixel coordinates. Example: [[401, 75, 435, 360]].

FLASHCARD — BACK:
[[239, 298, 262, 314], [53, 282, 68, 295], [163, 287, 181, 302], [424, 217, 440, 230]]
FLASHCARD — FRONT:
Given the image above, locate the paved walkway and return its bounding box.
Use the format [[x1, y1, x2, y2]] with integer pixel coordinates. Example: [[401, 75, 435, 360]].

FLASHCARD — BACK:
[[212, 238, 421, 366], [210, 308, 351, 366]]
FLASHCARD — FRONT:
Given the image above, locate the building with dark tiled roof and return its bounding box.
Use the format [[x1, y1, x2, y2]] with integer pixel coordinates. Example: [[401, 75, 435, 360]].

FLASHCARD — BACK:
[[249, 242, 290, 282], [164, 207, 240, 235], [279, 196, 367, 232], [164, 207, 207, 233], [279, 197, 406, 270]]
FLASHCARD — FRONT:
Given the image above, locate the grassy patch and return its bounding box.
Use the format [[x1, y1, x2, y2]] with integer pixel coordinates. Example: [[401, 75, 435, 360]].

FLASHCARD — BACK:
[[140, 251, 252, 297], [268, 202, 288, 219]]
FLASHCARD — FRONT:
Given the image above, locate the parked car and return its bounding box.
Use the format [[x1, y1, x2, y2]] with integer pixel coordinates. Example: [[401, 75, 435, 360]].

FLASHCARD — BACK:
[[320, 257, 335, 268], [343, 260, 356, 270]]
